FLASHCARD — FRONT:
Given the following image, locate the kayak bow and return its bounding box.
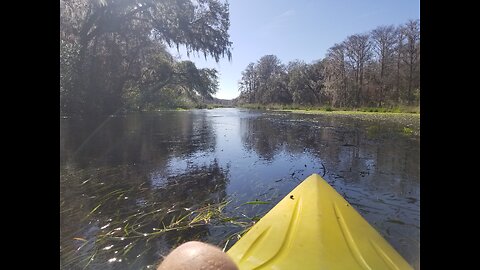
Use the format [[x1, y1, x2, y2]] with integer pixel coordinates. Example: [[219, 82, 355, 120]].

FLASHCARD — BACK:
[[227, 174, 413, 269]]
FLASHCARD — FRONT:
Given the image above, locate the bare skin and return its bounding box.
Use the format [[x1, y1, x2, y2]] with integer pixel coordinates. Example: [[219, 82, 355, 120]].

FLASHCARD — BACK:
[[157, 241, 239, 270]]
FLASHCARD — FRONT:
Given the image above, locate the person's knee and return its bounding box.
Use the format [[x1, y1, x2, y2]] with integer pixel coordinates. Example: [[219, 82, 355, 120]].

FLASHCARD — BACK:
[[157, 241, 238, 270]]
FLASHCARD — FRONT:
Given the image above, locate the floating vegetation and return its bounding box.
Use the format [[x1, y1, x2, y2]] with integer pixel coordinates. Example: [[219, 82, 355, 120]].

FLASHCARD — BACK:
[[241, 200, 271, 205], [386, 218, 406, 225], [272, 108, 420, 136], [61, 195, 258, 269], [403, 127, 414, 135], [60, 163, 263, 270], [61, 109, 420, 269]]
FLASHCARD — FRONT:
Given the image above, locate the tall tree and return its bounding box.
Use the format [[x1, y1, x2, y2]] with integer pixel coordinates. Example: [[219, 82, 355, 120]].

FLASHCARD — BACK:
[[393, 26, 406, 103], [238, 63, 258, 103], [371, 25, 397, 106], [344, 34, 372, 106], [60, 0, 232, 116], [287, 60, 310, 105], [324, 43, 348, 107], [255, 55, 289, 104], [402, 19, 420, 104], [237, 19, 419, 108], [286, 60, 324, 105], [307, 60, 327, 104]]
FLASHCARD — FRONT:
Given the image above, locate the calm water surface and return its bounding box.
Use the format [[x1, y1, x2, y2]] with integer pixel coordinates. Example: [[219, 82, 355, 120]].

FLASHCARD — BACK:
[[60, 108, 420, 269]]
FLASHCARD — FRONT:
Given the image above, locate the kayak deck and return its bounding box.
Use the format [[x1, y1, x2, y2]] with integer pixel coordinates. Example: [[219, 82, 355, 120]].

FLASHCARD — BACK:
[[226, 174, 412, 269]]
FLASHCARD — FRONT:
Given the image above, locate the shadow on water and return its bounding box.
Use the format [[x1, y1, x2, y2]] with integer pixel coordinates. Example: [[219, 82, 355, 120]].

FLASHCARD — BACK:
[[60, 108, 420, 269], [60, 111, 216, 168]]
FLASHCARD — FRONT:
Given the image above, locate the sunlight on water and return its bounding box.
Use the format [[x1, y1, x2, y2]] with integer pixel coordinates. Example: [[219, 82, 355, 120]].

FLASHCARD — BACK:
[[60, 108, 419, 269]]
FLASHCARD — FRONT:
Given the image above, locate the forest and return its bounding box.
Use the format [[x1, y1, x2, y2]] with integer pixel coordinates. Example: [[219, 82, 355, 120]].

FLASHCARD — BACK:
[[60, 0, 419, 117], [236, 20, 420, 109], [60, 0, 232, 116]]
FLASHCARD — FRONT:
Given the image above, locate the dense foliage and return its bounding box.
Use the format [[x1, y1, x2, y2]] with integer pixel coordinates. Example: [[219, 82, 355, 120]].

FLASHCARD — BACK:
[[237, 20, 420, 108], [60, 0, 232, 116]]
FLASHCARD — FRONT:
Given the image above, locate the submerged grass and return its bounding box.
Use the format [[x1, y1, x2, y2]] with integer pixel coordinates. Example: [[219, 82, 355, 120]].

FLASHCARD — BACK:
[[60, 166, 262, 269], [241, 200, 271, 205], [62, 195, 256, 269]]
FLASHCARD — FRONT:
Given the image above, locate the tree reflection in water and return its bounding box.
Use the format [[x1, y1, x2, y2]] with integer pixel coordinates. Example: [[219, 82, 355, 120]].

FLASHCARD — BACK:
[[60, 109, 420, 269]]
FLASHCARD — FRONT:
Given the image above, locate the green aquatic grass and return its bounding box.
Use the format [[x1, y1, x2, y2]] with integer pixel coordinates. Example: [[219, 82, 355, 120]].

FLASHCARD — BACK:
[[403, 127, 414, 135], [238, 104, 420, 114], [62, 196, 256, 269], [60, 167, 265, 270], [241, 200, 271, 205], [276, 108, 420, 116], [357, 106, 419, 114], [275, 108, 420, 135]]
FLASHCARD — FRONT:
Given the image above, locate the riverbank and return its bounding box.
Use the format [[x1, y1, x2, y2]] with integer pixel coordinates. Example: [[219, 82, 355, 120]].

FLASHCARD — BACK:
[[238, 104, 420, 114], [155, 104, 233, 111], [238, 105, 420, 135], [275, 108, 420, 117]]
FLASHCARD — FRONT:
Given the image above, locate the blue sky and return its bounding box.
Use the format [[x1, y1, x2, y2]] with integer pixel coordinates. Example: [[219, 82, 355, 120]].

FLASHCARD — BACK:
[[168, 0, 420, 100]]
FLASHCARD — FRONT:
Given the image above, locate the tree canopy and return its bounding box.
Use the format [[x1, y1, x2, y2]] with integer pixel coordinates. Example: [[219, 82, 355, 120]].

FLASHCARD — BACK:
[[237, 19, 420, 108], [60, 0, 232, 116]]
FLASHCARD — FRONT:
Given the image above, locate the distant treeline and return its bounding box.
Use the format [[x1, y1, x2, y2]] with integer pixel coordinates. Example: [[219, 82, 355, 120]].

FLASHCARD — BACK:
[[60, 0, 232, 116], [235, 19, 420, 108]]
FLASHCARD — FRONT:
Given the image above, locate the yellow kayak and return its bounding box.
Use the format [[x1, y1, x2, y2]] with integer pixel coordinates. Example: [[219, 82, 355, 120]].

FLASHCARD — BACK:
[[227, 174, 413, 269]]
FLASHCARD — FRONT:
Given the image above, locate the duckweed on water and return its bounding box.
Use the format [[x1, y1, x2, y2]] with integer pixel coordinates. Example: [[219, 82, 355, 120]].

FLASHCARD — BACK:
[[403, 127, 414, 135]]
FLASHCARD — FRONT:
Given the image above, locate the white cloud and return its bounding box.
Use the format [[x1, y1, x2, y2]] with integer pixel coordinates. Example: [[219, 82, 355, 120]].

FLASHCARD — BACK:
[[279, 9, 296, 19], [261, 9, 296, 32]]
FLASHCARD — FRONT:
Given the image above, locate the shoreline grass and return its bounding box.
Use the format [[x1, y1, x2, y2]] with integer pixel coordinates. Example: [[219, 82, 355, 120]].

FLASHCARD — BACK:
[[154, 104, 233, 111], [237, 103, 420, 115]]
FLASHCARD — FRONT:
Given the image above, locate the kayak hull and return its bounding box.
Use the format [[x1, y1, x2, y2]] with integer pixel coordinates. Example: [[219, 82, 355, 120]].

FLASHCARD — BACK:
[[226, 174, 413, 270]]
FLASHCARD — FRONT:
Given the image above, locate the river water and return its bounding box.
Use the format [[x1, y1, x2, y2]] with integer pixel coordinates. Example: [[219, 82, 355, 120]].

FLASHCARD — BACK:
[[60, 108, 420, 269]]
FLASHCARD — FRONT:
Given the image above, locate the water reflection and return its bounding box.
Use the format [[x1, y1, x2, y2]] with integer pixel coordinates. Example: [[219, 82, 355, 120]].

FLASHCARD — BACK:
[[60, 108, 420, 269], [239, 112, 419, 267], [60, 111, 216, 168], [240, 112, 419, 188]]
